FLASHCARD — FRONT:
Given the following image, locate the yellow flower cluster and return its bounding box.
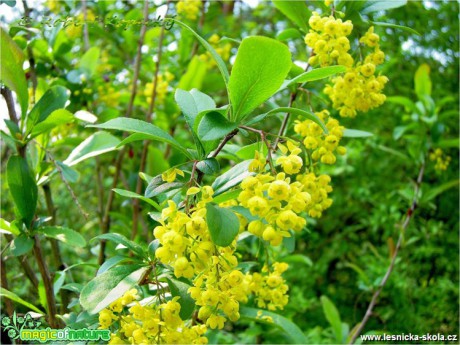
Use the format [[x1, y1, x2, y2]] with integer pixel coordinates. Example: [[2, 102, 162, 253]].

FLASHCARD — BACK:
[[176, 0, 202, 21], [430, 148, 451, 171], [304, 12, 354, 67], [239, 146, 334, 248], [144, 72, 174, 105], [99, 289, 208, 344], [97, 85, 120, 108], [248, 262, 289, 311], [154, 186, 251, 329], [151, 184, 292, 332], [199, 34, 232, 67], [294, 110, 346, 165], [323, 26, 389, 117]]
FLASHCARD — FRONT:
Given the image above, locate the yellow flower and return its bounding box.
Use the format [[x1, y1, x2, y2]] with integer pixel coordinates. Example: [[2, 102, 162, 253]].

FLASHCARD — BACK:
[[177, 0, 202, 21], [247, 196, 269, 216], [276, 155, 303, 174], [99, 309, 117, 329], [162, 168, 184, 183], [206, 314, 226, 329]]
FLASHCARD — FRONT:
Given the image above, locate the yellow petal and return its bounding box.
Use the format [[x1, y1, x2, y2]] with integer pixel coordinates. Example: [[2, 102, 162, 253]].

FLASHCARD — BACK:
[[186, 187, 201, 196]]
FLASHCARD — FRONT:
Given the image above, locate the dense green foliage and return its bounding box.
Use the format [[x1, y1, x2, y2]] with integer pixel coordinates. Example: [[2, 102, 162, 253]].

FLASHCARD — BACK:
[[1, 1, 458, 344]]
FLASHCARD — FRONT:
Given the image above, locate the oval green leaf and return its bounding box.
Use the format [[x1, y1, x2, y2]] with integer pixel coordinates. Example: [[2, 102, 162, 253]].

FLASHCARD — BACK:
[[93, 233, 146, 258], [7, 155, 38, 226], [229, 36, 292, 121], [38, 226, 87, 247], [0, 28, 28, 116], [88, 118, 192, 159], [198, 111, 237, 142], [205, 204, 240, 247], [80, 264, 149, 314], [166, 278, 196, 320], [320, 295, 343, 343], [343, 129, 373, 138], [240, 306, 308, 344]]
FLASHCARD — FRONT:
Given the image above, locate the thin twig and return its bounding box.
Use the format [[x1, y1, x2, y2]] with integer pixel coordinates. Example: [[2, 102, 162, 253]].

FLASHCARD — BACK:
[[210, 129, 238, 158], [0, 255, 14, 316], [349, 162, 426, 344], [22, 0, 38, 105], [98, 0, 151, 264], [33, 235, 63, 328], [43, 183, 70, 314], [272, 62, 311, 151], [190, 0, 207, 57], [240, 126, 275, 174], [82, 0, 90, 51], [132, 0, 170, 239]]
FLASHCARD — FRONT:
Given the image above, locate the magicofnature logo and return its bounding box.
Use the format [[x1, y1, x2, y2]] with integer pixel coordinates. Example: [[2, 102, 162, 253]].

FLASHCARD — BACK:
[[1, 312, 110, 343]]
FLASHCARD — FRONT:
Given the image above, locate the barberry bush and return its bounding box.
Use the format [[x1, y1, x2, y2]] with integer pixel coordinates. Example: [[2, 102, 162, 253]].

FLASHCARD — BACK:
[[1, 1, 458, 344]]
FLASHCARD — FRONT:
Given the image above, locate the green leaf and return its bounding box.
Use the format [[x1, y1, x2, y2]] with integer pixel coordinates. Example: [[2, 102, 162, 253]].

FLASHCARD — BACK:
[[27, 86, 70, 134], [79, 47, 100, 77], [343, 129, 373, 138], [229, 36, 292, 121], [145, 176, 184, 198], [0, 218, 20, 236], [240, 306, 308, 344], [173, 19, 230, 85], [282, 254, 313, 267], [61, 283, 83, 293], [205, 204, 239, 247], [193, 108, 228, 154], [230, 205, 259, 222], [196, 158, 220, 175], [369, 21, 420, 36], [30, 109, 74, 138], [273, 0, 311, 32], [282, 66, 347, 90], [320, 295, 343, 344], [56, 161, 80, 183], [37, 226, 86, 247], [89, 118, 192, 159], [421, 180, 459, 204], [414, 64, 432, 99], [7, 155, 38, 226], [93, 233, 146, 258], [361, 0, 407, 14], [98, 255, 130, 275], [213, 189, 241, 205], [236, 142, 268, 160], [0, 27, 28, 116], [212, 160, 253, 195], [80, 265, 149, 314], [438, 138, 459, 149], [0, 287, 44, 314], [166, 278, 195, 320], [276, 28, 302, 42], [1, 0, 17, 8], [64, 131, 121, 166], [54, 271, 66, 296], [175, 88, 215, 157], [386, 96, 416, 111], [113, 188, 161, 211], [198, 111, 238, 141], [175, 89, 216, 126], [10, 234, 34, 256]]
